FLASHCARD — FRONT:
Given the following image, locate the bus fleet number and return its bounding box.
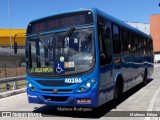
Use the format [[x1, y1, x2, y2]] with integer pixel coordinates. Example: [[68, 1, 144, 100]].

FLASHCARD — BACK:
[[65, 78, 82, 83]]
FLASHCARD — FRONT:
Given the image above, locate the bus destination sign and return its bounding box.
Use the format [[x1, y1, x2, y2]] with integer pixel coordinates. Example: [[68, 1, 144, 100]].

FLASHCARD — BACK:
[[28, 11, 93, 34]]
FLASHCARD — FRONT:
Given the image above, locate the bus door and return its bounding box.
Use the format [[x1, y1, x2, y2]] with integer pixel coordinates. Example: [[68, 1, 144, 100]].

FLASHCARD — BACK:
[[98, 18, 114, 102]]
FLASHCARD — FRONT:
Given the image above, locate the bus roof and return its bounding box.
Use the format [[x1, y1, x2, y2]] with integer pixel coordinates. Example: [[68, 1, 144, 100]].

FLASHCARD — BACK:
[[28, 8, 94, 25], [28, 8, 151, 39]]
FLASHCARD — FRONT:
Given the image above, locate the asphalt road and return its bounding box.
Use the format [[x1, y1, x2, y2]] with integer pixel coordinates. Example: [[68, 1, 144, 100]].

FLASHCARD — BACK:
[[0, 65, 160, 120]]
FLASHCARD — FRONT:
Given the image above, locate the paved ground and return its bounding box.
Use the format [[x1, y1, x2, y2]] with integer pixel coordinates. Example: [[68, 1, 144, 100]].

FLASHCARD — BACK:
[[0, 65, 160, 120]]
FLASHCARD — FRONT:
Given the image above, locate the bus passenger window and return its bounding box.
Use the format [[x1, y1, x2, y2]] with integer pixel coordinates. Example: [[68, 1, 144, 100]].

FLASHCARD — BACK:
[[146, 39, 150, 55], [150, 40, 153, 54], [131, 34, 138, 55], [98, 18, 112, 66], [122, 30, 129, 54], [143, 39, 147, 55], [113, 25, 121, 54], [30, 42, 37, 68], [138, 37, 143, 55]]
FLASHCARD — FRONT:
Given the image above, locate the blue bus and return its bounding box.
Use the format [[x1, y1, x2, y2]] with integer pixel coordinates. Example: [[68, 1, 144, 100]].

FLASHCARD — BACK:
[[25, 8, 154, 108]]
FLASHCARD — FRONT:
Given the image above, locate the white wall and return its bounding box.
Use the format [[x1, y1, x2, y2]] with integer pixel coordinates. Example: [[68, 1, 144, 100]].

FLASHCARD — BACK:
[[125, 21, 150, 35], [154, 54, 160, 62]]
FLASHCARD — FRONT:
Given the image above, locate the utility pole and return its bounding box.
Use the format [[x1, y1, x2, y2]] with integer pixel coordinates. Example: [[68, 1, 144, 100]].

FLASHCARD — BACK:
[[8, 0, 12, 49]]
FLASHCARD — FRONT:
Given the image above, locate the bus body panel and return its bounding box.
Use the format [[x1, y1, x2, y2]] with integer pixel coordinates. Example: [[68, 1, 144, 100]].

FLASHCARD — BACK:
[[121, 55, 132, 90], [96, 8, 153, 106], [98, 64, 114, 105]]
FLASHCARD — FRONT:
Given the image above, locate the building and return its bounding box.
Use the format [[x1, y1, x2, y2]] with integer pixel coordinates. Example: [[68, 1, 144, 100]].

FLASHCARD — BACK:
[[150, 15, 160, 63], [0, 28, 26, 65], [0, 29, 26, 77], [0, 29, 25, 47], [125, 21, 150, 35], [0, 28, 26, 56]]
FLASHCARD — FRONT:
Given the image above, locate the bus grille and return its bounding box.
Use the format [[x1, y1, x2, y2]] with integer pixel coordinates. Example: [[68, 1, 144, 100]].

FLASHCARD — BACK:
[[40, 89, 74, 93], [35, 80, 73, 87], [43, 95, 68, 102]]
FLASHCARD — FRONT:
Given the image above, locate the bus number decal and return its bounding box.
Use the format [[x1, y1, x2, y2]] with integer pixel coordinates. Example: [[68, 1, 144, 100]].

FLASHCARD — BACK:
[[65, 78, 82, 83]]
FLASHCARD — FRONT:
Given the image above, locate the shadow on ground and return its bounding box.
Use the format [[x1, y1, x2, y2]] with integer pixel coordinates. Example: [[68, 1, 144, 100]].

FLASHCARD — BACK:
[[33, 78, 153, 118]]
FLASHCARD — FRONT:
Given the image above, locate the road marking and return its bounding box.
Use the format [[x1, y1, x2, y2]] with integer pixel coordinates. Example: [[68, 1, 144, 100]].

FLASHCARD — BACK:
[[145, 86, 160, 120]]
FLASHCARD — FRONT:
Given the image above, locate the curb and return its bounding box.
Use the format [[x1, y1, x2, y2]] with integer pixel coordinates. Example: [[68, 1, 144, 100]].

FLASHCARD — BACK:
[[154, 65, 160, 68], [0, 88, 26, 99]]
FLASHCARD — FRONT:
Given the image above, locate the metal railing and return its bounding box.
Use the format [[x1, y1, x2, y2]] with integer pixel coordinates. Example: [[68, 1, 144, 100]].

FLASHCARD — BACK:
[[0, 48, 25, 54], [0, 76, 26, 92]]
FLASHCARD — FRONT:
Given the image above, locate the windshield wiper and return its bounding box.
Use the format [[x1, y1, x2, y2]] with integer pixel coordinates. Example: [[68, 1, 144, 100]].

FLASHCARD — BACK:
[[60, 27, 75, 41], [36, 33, 49, 49], [36, 27, 75, 49]]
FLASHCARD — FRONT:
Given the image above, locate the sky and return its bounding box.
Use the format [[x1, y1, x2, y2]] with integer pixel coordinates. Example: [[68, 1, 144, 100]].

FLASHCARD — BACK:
[[0, 0, 160, 29]]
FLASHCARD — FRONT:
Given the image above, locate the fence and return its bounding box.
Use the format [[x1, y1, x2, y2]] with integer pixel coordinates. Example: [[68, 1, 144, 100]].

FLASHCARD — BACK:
[[0, 67, 26, 78], [0, 76, 26, 93]]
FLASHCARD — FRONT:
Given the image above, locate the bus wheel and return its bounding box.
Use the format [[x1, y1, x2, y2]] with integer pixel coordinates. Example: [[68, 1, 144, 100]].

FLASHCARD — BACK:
[[114, 79, 123, 106], [143, 70, 147, 86]]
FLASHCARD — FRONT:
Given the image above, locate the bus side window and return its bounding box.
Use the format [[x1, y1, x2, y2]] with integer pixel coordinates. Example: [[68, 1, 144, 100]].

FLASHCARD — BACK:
[[30, 41, 38, 68], [143, 39, 147, 55], [103, 22, 112, 64], [131, 34, 138, 55], [28, 43, 31, 69], [112, 24, 121, 54], [137, 36, 142, 55], [150, 40, 153, 54], [98, 18, 112, 66], [122, 29, 129, 54], [146, 39, 150, 55], [98, 19, 105, 66]]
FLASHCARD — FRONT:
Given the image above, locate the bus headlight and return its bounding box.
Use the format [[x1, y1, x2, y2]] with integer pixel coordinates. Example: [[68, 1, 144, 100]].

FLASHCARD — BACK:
[[27, 82, 37, 92], [86, 83, 91, 88], [28, 83, 32, 87], [75, 78, 96, 93]]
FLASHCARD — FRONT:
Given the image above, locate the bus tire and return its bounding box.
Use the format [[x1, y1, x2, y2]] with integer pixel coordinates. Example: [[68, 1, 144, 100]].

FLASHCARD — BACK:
[[142, 69, 147, 86], [114, 76, 123, 105]]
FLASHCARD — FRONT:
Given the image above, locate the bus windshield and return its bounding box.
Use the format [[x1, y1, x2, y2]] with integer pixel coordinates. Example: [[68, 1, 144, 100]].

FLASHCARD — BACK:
[[27, 27, 95, 76]]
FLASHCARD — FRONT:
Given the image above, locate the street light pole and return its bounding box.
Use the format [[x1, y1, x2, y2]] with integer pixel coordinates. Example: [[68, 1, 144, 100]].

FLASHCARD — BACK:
[[8, 0, 12, 49]]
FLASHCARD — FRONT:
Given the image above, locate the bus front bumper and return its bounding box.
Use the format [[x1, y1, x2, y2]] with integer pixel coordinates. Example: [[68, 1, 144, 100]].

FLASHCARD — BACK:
[[27, 88, 98, 108]]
